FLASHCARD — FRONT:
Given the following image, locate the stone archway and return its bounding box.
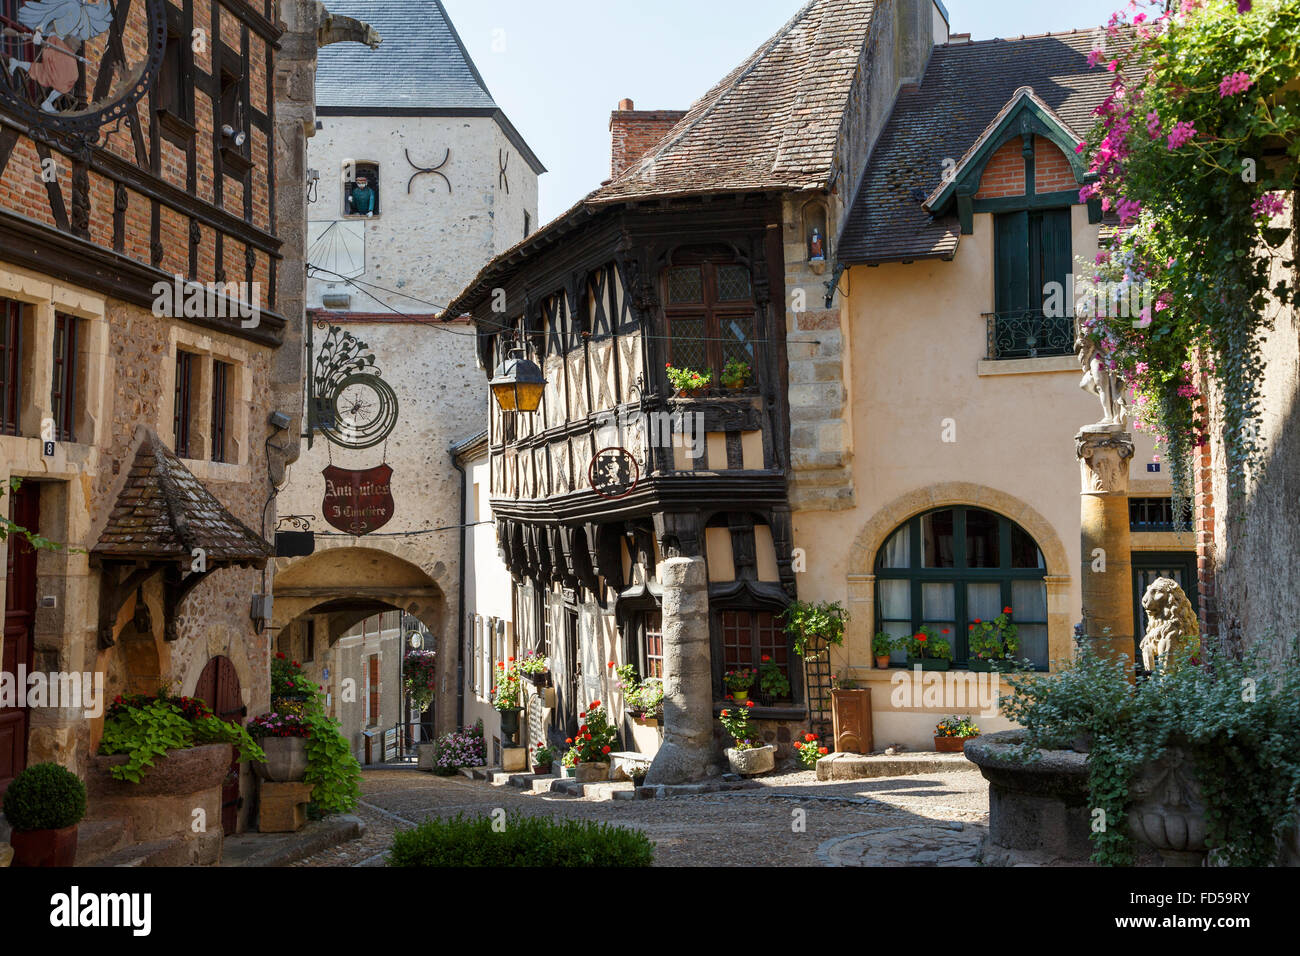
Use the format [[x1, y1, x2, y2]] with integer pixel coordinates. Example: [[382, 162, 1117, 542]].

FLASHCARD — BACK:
[[271, 546, 453, 747], [844, 482, 1073, 666]]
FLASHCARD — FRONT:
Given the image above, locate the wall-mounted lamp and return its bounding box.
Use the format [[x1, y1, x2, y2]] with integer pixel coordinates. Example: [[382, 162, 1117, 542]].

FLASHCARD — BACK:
[[221, 124, 247, 148], [489, 341, 546, 413]]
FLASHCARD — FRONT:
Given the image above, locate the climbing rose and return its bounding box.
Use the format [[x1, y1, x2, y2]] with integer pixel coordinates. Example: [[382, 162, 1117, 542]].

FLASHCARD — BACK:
[[1218, 71, 1252, 98], [1166, 121, 1196, 150]]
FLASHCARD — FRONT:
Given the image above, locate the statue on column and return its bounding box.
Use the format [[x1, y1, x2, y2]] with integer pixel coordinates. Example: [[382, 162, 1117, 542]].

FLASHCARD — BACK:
[[1075, 329, 1129, 430]]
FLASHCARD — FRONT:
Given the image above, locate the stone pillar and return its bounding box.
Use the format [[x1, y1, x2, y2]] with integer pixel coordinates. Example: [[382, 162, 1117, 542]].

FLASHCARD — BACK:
[[645, 556, 713, 784], [1076, 428, 1135, 664]]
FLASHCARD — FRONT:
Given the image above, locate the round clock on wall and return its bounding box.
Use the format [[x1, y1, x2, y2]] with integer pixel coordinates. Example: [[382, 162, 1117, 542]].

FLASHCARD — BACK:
[[311, 322, 400, 450], [0, 0, 166, 135]]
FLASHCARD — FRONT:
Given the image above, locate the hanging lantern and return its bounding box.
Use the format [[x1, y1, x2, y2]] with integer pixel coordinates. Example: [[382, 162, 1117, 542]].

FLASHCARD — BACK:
[[490, 346, 546, 413]]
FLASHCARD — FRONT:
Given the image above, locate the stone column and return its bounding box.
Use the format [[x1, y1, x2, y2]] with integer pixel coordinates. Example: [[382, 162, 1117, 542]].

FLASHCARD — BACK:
[[645, 556, 713, 784], [1076, 428, 1135, 664]]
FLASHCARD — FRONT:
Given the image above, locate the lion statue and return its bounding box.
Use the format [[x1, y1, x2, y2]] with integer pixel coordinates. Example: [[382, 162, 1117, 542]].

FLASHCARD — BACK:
[[1139, 577, 1200, 671]]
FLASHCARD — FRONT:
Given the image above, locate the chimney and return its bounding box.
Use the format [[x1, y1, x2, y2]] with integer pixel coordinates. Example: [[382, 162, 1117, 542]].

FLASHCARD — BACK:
[[609, 98, 687, 178]]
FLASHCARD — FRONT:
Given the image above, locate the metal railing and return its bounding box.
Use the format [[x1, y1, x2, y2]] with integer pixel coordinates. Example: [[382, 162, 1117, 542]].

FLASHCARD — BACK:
[[983, 310, 1075, 361]]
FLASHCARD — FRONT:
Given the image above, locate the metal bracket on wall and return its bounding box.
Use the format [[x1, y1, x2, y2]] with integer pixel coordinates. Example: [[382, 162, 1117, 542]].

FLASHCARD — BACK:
[[404, 147, 452, 195]]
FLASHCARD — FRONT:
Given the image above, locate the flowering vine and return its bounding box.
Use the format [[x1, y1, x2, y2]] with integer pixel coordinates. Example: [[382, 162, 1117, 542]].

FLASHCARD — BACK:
[[1076, 0, 1298, 518]]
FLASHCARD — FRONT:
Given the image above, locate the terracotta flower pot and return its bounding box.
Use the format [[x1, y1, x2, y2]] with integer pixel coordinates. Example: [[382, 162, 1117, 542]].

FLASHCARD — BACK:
[[532, 763, 552, 775], [875, 655, 891, 669], [10, 824, 79, 867], [934, 734, 977, 753]]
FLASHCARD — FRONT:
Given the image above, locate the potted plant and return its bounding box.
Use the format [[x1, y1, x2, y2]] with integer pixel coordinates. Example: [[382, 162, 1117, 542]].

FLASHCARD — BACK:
[[270, 651, 320, 718], [967, 608, 1019, 671], [518, 650, 551, 687], [432, 723, 487, 776], [563, 701, 618, 782], [490, 658, 523, 742], [560, 746, 578, 777], [532, 743, 555, 775], [873, 632, 895, 669], [665, 363, 712, 397], [719, 701, 775, 775], [903, 626, 952, 671], [720, 358, 751, 390], [2, 762, 86, 867], [723, 667, 755, 703], [247, 712, 312, 782], [615, 663, 664, 722], [404, 648, 438, 715], [757, 655, 791, 706], [783, 600, 848, 662], [934, 715, 980, 752], [793, 732, 829, 769]]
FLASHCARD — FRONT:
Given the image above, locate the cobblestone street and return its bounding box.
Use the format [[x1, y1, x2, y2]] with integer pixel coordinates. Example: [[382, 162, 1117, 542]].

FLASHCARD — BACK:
[[293, 767, 990, 867]]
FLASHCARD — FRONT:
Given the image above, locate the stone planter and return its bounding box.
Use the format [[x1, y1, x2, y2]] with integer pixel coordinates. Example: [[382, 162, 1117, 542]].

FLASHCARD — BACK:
[[726, 744, 776, 776], [9, 824, 78, 867], [1127, 744, 1209, 866], [574, 761, 610, 783], [255, 736, 309, 782], [85, 743, 231, 865], [935, 734, 977, 753], [499, 707, 522, 743]]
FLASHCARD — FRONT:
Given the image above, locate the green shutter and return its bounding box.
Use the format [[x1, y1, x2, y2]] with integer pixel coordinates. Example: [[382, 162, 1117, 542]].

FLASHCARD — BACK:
[[1037, 208, 1072, 310], [994, 211, 1030, 314]]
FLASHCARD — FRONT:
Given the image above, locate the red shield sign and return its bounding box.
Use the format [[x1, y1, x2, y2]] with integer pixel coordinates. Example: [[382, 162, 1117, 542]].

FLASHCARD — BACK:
[[322, 464, 395, 535]]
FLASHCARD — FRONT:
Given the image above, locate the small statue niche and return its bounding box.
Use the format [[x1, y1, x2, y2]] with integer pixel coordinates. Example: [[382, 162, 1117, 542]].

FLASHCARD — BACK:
[[802, 200, 828, 273]]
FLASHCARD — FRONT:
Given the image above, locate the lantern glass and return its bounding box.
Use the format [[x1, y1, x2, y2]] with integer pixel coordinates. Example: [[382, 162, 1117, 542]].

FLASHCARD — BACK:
[[514, 381, 545, 413], [491, 381, 519, 411]]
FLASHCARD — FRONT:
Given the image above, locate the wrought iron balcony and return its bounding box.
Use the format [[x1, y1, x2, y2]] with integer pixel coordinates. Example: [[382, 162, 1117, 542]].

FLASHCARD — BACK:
[[983, 310, 1076, 361]]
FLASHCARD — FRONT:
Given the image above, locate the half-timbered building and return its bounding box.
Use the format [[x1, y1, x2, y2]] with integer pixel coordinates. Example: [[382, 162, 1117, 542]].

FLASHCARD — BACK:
[[444, 0, 951, 772], [0, 0, 369, 841]]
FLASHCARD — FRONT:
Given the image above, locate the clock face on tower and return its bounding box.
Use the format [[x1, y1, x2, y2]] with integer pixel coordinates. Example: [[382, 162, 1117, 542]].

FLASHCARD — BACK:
[[0, 0, 166, 135]]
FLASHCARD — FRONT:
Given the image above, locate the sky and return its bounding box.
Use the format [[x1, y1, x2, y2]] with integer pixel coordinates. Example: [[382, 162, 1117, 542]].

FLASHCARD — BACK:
[[442, 0, 1125, 223]]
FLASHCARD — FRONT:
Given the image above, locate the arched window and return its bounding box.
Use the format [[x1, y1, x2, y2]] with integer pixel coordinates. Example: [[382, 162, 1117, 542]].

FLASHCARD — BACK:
[[874, 507, 1049, 669]]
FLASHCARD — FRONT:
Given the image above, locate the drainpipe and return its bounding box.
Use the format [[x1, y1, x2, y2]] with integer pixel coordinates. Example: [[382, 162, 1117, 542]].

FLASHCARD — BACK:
[[451, 445, 467, 730]]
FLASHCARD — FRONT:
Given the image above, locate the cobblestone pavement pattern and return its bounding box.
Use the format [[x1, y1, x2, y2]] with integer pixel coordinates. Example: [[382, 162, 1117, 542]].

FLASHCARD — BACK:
[[292, 767, 990, 867]]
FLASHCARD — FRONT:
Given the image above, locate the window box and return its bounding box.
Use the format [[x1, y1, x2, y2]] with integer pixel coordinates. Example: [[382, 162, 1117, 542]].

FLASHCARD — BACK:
[[626, 706, 662, 726], [522, 669, 551, 688], [157, 108, 196, 145], [906, 657, 950, 671]]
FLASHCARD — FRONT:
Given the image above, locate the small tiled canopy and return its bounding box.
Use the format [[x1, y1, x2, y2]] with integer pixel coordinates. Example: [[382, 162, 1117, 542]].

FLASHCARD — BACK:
[[92, 429, 271, 568]]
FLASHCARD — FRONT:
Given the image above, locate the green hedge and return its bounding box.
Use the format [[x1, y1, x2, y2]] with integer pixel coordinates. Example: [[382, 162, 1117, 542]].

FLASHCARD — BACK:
[[387, 812, 654, 867]]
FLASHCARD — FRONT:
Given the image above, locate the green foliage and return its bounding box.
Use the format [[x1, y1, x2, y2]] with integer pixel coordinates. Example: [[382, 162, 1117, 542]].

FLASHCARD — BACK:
[[968, 609, 1019, 660], [1079, 1, 1300, 511], [720, 358, 752, 388], [490, 659, 522, 711], [99, 694, 264, 782], [782, 600, 848, 658], [664, 364, 712, 391], [532, 743, 555, 765], [564, 703, 618, 765], [902, 625, 952, 661], [302, 712, 362, 814], [271, 653, 322, 712], [2, 762, 86, 831], [518, 650, 549, 675], [387, 812, 654, 867], [758, 658, 791, 699], [793, 732, 827, 768], [872, 632, 895, 657], [403, 649, 438, 713], [718, 701, 760, 750], [614, 663, 664, 715], [1000, 639, 1300, 866], [723, 667, 755, 692]]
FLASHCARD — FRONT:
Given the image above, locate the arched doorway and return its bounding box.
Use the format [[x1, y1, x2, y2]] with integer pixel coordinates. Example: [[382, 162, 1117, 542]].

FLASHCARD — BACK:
[[195, 655, 244, 835]]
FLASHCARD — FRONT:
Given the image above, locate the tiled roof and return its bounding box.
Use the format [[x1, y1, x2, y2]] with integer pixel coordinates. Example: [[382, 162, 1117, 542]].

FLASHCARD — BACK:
[[590, 0, 877, 204], [93, 429, 272, 566], [316, 0, 497, 111], [838, 30, 1124, 264]]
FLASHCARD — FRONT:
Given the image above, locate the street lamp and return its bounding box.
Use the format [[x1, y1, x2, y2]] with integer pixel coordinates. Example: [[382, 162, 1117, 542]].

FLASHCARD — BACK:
[[489, 342, 546, 413]]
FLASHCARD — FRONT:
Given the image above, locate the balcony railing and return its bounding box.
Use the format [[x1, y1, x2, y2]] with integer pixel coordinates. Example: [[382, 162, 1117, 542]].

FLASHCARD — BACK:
[[983, 310, 1076, 361]]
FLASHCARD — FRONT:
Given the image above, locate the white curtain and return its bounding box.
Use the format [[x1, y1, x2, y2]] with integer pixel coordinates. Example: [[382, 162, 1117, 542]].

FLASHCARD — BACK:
[[880, 528, 910, 569], [1012, 580, 1049, 667]]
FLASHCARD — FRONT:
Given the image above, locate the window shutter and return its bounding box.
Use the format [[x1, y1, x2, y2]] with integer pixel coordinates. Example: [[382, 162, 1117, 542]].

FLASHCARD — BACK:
[[1037, 208, 1072, 309], [994, 211, 1030, 314]]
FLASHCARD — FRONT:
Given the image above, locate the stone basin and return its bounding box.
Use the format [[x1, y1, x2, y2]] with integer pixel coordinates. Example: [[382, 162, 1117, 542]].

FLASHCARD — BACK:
[[88, 743, 231, 798]]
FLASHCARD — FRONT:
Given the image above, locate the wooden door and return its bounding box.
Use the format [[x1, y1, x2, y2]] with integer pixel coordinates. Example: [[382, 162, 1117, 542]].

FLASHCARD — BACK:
[[195, 655, 244, 835], [1, 482, 39, 796]]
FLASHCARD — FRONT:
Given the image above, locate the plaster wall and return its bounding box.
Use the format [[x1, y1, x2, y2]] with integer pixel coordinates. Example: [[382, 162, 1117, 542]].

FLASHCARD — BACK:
[[791, 205, 1172, 750]]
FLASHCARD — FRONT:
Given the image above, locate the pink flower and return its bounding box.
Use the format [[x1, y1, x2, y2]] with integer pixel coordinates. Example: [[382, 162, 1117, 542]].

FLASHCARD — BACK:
[[1237, 0, 1251, 12], [1252, 191, 1288, 219], [1087, 48, 1106, 68], [1116, 197, 1141, 224], [1146, 111, 1161, 139], [1218, 72, 1253, 98], [1166, 121, 1195, 150]]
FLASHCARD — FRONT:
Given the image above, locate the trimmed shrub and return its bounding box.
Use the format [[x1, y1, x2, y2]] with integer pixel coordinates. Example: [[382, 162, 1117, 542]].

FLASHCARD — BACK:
[[3, 762, 87, 831], [387, 812, 654, 867]]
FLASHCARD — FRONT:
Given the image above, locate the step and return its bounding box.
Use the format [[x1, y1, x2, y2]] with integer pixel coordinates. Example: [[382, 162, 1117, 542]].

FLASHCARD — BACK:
[[815, 751, 977, 781], [74, 818, 129, 866]]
